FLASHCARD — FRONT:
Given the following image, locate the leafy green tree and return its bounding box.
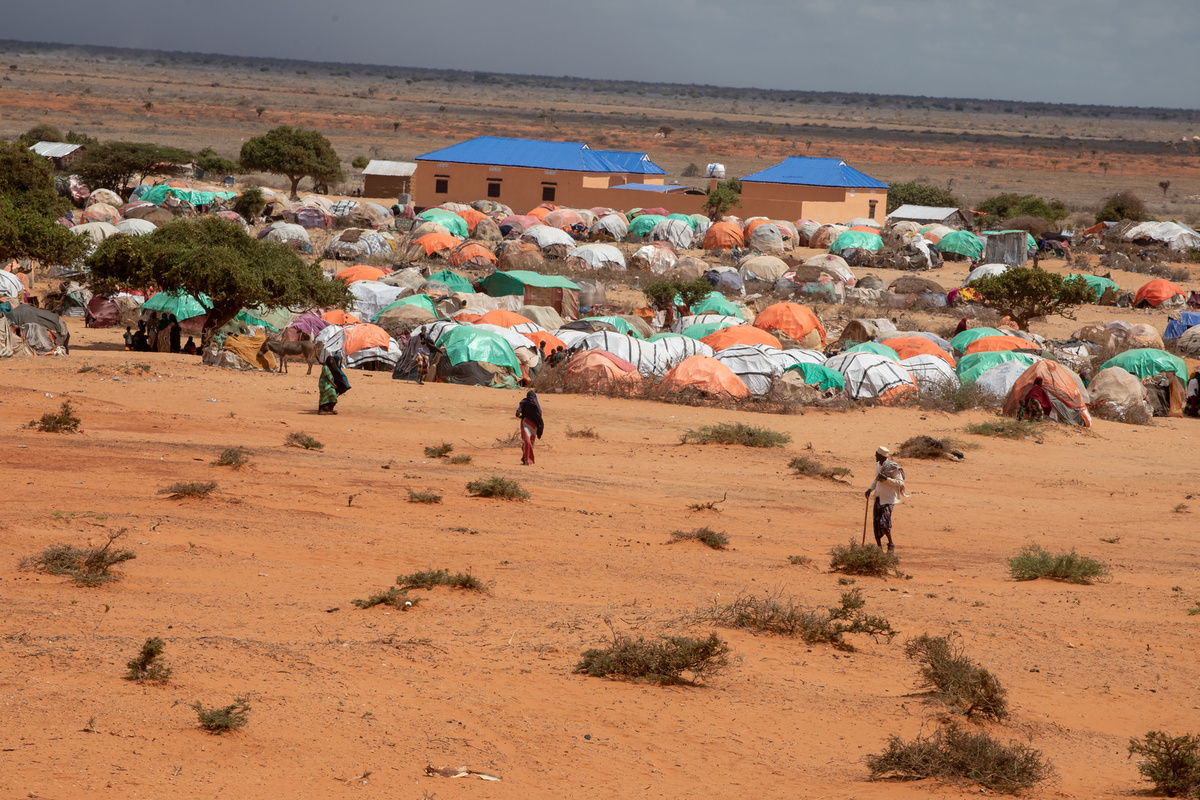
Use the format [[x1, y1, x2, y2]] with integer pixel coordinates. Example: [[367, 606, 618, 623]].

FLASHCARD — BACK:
[[0, 141, 86, 265], [351, 156, 370, 170], [232, 187, 266, 222], [195, 147, 239, 177], [643, 279, 713, 326], [64, 130, 98, 146], [975, 193, 1066, 227], [970, 267, 1095, 331], [702, 178, 741, 220], [86, 216, 350, 346], [1095, 192, 1146, 223], [885, 181, 960, 214], [17, 123, 65, 146], [239, 126, 344, 200], [74, 141, 195, 195]]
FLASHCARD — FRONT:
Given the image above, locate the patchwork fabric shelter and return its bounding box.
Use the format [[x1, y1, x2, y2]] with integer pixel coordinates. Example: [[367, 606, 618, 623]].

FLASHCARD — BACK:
[[659, 355, 750, 399], [824, 351, 917, 404], [1002, 360, 1091, 426]]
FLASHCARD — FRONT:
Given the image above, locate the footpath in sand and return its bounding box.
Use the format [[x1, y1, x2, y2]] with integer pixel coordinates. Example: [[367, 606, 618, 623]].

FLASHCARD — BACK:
[[3, 263, 1200, 799]]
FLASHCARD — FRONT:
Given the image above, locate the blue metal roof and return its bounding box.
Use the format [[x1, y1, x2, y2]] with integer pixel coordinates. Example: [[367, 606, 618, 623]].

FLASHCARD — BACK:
[[592, 150, 667, 175], [417, 136, 626, 173], [608, 183, 686, 193], [741, 157, 889, 189]]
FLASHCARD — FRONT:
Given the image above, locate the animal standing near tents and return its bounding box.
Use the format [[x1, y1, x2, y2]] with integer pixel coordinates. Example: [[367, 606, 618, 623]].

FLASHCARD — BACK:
[[259, 340, 325, 374]]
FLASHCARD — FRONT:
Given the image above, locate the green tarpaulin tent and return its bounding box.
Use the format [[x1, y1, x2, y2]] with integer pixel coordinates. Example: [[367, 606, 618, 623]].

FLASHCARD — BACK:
[[783, 362, 845, 392], [428, 269, 475, 294], [1066, 274, 1115, 300], [479, 270, 580, 297], [845, 341, 901, 362], [235, 306, 292, 332], [681, 321, 739, 340], [949, 327, 1005, 354], [691, 292, 745, 319], [143, 290, 212, 320], [582, 316, 643, 339], [1099, 348, 1186, 382], [436, 325, 520, 372], [666, 213, 698, 230], [374, 294, 438, 322], [627, 214, 666, 238], [829, 230, 883, 252], [957, 351, 1038, 385], [139, 185, 237, 207], [937, 230, 985, 259]]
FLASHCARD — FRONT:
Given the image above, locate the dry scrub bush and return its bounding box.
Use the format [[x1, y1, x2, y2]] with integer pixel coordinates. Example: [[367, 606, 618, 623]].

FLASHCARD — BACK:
[[1128, 730, 1200, 798], [789, 456, 852, 481], [125, 637, 172, 683], [397, 569, 486, 592], [575, 632, 730, 685], [897, 435, 964, 460], [213, 446, 250, 468], [21, 530, 135, 586], [466, 475, 529, 501], [424, 442, 453, 458], [406, 488, 442, 504], [285, 431, 324, 450], [1007, 543, 1108, 584], [830, 540, 901, 577], [352, 587, 419, 609], [668, 527, 729, 550], [903, 380, 1001, 413], [33, 401, 81, 433], [680, 422, 791, 447], [448, 454, 473, 464], [867, 723, 1053, 794], [905, 634, 1008, 720], [966, 418, 1043, 440], [703, 588, 896, 652], [158, 481, 218, 500], [193, 698, 250, 734]]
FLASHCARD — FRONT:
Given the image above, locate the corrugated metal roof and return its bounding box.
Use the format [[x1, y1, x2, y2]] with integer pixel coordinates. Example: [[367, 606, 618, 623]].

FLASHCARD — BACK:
[[889, 205, 961, 221], [742, 157, 888, 189], [417, 136, 642, 174], [608, 183, 686, 193], [30, 141, 83, 159], [593, 150, 667, 175], [362, 159, 416, 177]]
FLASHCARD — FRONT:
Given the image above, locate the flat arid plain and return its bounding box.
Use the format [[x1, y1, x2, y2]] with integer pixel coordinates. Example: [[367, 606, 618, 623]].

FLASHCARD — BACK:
[[2, 43, 1200, 800]]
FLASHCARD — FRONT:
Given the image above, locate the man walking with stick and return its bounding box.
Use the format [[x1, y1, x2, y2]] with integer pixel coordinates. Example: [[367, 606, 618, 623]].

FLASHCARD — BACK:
[[864, 446, 907, 552]]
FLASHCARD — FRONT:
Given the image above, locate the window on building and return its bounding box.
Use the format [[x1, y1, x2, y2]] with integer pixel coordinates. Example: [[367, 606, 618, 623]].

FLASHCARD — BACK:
[[541, 183, 556, 202], [868, 200, 878, 219], [434, 177, 449, 194], [487, 181, 501, 198]]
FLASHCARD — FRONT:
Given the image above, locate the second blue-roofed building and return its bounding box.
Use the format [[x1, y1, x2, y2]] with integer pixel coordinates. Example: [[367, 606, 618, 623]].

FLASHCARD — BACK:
[[740, 156, 889, 224]]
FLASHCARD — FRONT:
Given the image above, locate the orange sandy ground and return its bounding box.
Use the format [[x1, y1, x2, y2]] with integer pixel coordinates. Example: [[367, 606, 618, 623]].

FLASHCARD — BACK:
[[3, 259, 1199, 800]]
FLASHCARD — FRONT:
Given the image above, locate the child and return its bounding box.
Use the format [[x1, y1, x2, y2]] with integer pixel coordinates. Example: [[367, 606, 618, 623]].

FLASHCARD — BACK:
[[123, 326, 134, 351]]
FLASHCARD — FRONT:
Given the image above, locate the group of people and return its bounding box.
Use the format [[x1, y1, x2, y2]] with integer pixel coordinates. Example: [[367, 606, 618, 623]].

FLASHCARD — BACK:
[[123, 317, 197, 354]]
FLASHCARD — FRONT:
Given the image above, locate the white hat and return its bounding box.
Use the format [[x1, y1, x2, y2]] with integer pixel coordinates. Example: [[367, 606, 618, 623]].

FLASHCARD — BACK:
[[876, 446, 891, 457]]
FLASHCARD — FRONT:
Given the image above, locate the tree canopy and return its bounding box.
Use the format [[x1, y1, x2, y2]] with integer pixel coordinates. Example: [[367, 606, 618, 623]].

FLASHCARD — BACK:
[[702, 178, 742, 220], [74, 141, 195, 194], [195, 147, 240, 178], [970, 267, 1095, 331], [0, 141, 86, 265], [885, 181, 960, 214], [86, 216, 350, 345], [239, 126, 344, 200], [643, 278, 713, 325], [1095, 192, 1146, 223], [975, 193, 1066, 227]]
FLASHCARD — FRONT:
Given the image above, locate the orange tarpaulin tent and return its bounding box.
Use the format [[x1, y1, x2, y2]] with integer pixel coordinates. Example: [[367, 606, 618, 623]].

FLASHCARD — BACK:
[[702, 221, 744, 250], [660, 355, 750, 398], [321, 309, 361, 325], [455, 208, 487, 232], [335, 265, 387, 284], [753, 303, 826, 347], [526, 204, 557, 220], [542, 209, 584, 231], [521, 329, 566, 354], [412, 232, 460, 256], [343, 323, 391, 355], [1134, 278, 1185, 307], [964, 335, 1039, 355], [564, 350, 641, 390], [453, 311, 483, 324], [447, 242, 497, 268], [701, 325, 783, 351], [1002, 360, 1091, 427], [477, 309, 534, 328], [881, 336, 955, 367]]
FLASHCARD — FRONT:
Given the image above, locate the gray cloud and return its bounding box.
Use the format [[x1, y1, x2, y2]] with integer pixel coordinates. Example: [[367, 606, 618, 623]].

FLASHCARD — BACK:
[[4, 0, 1198, 107]]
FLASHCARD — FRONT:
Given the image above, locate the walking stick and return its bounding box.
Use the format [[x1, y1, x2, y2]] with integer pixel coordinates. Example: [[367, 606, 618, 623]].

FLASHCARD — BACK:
[[862, 493, 872, 546]]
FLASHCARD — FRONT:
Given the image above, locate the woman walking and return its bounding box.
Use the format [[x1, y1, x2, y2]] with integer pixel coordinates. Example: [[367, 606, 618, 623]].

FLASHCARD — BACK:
[[317, 352, 351, 414], [515, 390, 544, 465]]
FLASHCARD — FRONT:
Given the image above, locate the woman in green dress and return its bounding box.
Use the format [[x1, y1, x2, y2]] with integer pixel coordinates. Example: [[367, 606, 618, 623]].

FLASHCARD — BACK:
[[317, 352, 350, 414]]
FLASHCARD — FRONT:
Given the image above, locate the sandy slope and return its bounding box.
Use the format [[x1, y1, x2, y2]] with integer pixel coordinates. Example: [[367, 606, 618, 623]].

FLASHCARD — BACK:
[[3, 292, 1199, 800]]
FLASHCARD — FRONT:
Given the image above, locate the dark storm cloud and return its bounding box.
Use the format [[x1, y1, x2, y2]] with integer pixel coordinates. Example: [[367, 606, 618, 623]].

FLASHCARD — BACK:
[[4, 0, 1198, 108]]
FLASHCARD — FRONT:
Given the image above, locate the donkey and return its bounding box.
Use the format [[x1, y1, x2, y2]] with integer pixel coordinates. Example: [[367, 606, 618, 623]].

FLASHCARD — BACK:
[[259, 339, 325, 374]]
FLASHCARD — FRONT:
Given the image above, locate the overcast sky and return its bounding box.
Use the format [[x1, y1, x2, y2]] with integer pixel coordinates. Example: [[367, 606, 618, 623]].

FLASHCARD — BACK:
[[5, 0, 1199, 109]]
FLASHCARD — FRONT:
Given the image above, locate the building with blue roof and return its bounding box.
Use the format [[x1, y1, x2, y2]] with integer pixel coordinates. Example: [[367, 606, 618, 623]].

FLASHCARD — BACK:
[[740, 156, 889, 224], [412, 136, 666, 210]]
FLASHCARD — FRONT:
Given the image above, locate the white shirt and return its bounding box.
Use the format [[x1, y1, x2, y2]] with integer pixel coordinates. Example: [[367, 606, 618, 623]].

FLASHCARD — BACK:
[[870, 460, 906, 506], [1188, 377, 1199, 399]]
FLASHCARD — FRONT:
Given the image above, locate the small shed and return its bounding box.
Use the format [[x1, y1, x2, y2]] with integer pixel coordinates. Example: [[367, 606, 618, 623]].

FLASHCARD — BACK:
[[888, 205, 971, 228], [362, 160, 417, 200], [479, 270, 580, 319], [984, 231, 1028, 266], [29, 142, 84, 170]]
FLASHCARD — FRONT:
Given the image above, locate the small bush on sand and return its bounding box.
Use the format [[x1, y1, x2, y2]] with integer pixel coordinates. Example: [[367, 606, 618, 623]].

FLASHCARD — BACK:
[[158, 481, 218, 500], [830, 539, 901, 577], [213, 447, 250, 468], [193, 698, 250, 734], [21, 530, 136, 586], [575, 632, 729, 685], [1007, 543, 1107, 584], [867, 722, 1052, 794], [703, 588, 895, 652], [352, 586, 419, 610], [905, 634, 1008, 720], [681, 423, 790, 448], [448, 454, 472, 465], [424, 442, 453, 458], [788, 555, 812, 566], [897, 435, 964, 461], [125, 637, 172, 683], [566, 426, 600, 439], [966, 418, 1042, 440], [396, 568, 486, 592], [466, 475, 529, 501], [789, 456, 852, 481], [33, 401, 81, 433], [406, 489, 442, 504], [285, 431, 324, 450], [669, 527, 729, 550], [1127, 731, 1200, 798], [911, 380, 1001, 413]]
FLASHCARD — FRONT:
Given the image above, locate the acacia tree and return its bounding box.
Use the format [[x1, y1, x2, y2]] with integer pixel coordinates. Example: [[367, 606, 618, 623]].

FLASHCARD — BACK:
[[643, 279, 713, 326], [86, 216, 350, 347], [885, 181, 960, 214], [702, 178, 742, 220], [74, 141, 195, 194], [970, 268, 1095, 331], [239, 126, 344, 200], [0, 141, 86, 265]]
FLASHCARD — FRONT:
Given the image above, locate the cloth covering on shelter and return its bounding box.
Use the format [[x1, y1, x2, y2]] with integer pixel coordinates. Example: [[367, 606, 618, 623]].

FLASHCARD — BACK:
[[563, 350, 642, 392], [659, 355, 750, 399], [824, 351, 917, 404], [222, 331, 276, 371], [1002, 361, 1091, 426]]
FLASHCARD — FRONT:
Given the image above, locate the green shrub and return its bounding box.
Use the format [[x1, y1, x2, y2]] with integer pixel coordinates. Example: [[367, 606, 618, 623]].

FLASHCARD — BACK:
[[448, 454, 472, 465], [158, 481, 218, 500], [232, 187, 265, 221], [575, 633, 729, 685], [904, 634, 1008, 720], [213, 447, 250, 468], [352, 586, 418, 609], [703, 588, 895, 652], [1007, 543, 1107, 584], [466, 475, 529, 501], [20, 530, 135, 586], [669, 527, 729, 550], [193, 698, 250, 734], [886, 181, 960, 215], [285, 431, 324, 450], [125, 637, 172, 683], [1128, 731, 1200, 798], [788, 456, 851, 481], [829, 539, 900, 577], [424, 442, 453, 458], [909, 380, 1000, 413], [406, 489, 442, 504], [681, 423, 790, 448], [396, 569, 486, 592], [1095, 191, 1146, 223], [867, 723, 1052, 793], [33, 401, 81, 433]]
